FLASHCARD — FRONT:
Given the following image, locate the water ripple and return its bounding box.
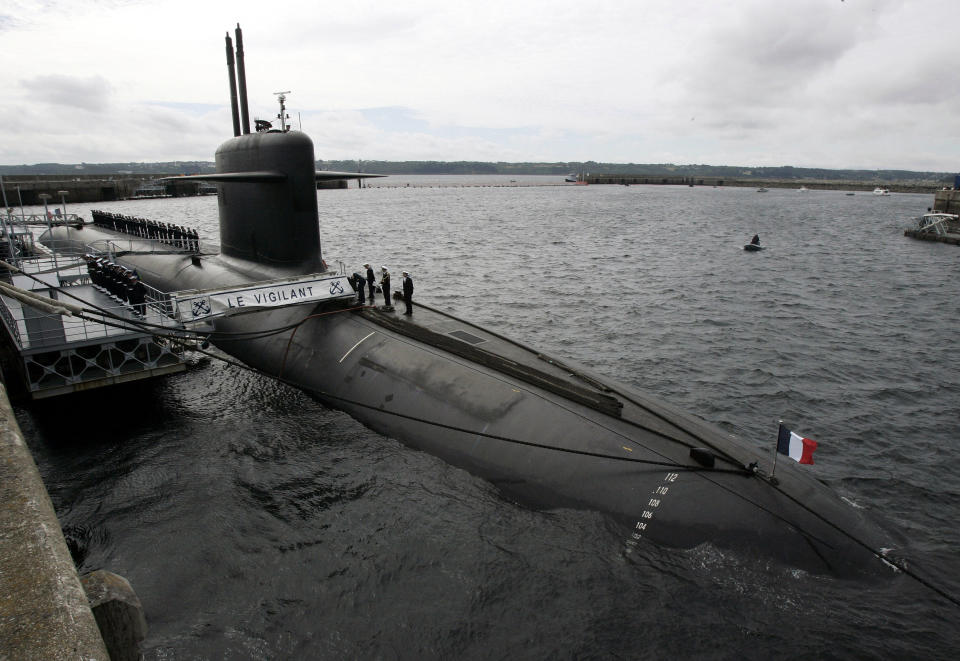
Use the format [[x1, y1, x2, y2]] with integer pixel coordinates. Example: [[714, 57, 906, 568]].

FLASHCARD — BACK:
[[15, 181, 960, 658]]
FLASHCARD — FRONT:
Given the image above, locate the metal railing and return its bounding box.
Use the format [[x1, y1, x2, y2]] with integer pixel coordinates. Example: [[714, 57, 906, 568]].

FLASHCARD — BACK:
[[84, 237, 201, 258], [915, 214, 958, 236], [0, 289, 183, 352], [0, 293, 22, 346], [1, 248, 182, 352], [3, 212, 83, 227]]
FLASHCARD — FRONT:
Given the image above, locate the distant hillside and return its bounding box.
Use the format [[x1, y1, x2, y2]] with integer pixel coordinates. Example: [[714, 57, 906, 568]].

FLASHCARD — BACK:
[[0, 161, 217, 176], [322, 161, 954, 184], [1, 160, 954, 184]]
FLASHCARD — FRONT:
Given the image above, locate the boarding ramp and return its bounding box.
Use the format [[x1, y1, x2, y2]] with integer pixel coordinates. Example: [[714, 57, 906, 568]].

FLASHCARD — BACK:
[[0, 255, 187, 400], [0, 234, 355, 398], [0, 291, 187, 400]]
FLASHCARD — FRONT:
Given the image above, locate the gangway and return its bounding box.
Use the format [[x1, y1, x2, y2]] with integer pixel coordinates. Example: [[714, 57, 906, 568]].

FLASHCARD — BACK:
[[0, 256, 189, 400], [0, 246, 356, 398]]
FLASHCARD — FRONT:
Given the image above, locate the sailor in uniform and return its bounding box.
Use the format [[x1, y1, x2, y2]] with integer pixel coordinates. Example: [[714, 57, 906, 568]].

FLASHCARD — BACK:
[[402, 271, 414, 315], [380, 267, 392, 309], [351, 272, 366, 304], [364, 263, 376, 302]]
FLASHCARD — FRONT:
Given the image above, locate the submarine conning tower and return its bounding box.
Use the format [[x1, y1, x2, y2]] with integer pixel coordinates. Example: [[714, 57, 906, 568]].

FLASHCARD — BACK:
[[215, 130, 323, 267], [218, 24, 321, 267], [169, 24, 324, 269]]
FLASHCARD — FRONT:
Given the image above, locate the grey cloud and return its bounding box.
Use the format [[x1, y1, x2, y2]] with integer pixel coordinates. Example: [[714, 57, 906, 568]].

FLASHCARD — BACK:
[[682, 3, 885, 107], [20, 74, 113, 111]]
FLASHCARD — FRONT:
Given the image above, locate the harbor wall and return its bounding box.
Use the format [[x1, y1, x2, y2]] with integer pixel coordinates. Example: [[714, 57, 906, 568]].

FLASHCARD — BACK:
[[1, 174, 211, 204], [583, 175, 948, 193], [0, 382, 110, 660], [933, 189, 960, 213]]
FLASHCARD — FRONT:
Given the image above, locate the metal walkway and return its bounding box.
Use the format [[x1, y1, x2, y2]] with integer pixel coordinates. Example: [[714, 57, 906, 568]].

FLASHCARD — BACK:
[[0, 213, 357, 398], [0, 256, 187, 399]]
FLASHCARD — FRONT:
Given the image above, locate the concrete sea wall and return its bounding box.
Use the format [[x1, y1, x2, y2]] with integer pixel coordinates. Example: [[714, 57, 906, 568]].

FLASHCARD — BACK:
[[933, 189, 960, 213], [0, 383, 110, 659]]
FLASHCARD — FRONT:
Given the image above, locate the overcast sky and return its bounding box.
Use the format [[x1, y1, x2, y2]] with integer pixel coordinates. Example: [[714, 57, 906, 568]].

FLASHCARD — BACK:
[[1, 0, 957, 170]]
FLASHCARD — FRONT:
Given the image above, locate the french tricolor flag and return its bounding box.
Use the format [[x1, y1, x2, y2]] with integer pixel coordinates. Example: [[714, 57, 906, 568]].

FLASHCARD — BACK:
[[777, 424, 818, 464]]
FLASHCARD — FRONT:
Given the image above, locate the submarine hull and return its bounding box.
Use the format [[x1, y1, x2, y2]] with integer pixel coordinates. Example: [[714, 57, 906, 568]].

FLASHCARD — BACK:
[[214, 301, 890, 575], [49, 224, 890, 575]]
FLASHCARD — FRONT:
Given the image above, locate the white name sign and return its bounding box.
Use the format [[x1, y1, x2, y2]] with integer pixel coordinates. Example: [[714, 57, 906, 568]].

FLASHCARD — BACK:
[[174, 274, 353, 322]]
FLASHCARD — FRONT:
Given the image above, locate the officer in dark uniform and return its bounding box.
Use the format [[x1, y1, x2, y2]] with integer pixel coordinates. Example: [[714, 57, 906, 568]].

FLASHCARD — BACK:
[[352, 272, 366, 304], [380, 267, 392, 309], [91, 258, 105, 289], [364, 263, 376, 302], [130, 275, 146, 316], [402, 271, 414, 315], [124, 274, 136, 309]]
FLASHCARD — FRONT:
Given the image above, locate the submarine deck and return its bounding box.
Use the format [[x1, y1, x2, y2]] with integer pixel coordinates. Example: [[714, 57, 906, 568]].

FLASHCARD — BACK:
[[351, 295, 753, 472]]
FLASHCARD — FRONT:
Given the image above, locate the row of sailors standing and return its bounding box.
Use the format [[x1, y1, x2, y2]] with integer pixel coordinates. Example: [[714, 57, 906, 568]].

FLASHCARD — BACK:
[[83, 254, 147, 316], [90, 210, 199, 252], [350, 263, 414, 315]]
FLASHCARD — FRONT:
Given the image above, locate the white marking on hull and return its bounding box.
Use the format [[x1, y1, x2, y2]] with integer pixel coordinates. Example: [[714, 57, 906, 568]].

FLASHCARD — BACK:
[[339, 331, 377, 363]]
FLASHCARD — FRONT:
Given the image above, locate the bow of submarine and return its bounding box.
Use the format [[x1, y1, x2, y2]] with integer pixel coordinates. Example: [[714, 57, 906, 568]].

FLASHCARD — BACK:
[[223, 291, 892, 576]]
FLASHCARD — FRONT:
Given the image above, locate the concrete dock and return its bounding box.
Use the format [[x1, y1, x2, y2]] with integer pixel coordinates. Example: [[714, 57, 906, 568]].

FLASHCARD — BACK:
[[0, 383, 109, 659]]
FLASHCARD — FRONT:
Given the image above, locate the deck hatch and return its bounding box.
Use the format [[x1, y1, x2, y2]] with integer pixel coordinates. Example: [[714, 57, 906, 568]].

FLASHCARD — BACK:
[[448, 329, 486, 345]]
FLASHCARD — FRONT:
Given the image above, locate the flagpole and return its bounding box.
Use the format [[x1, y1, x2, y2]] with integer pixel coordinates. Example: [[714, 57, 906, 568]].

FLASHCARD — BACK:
[[771, 420, 783, 480]]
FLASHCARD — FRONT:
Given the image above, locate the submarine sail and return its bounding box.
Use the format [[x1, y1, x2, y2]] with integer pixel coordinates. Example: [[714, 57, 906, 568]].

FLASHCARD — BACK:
[[43, 26, 895, 576]]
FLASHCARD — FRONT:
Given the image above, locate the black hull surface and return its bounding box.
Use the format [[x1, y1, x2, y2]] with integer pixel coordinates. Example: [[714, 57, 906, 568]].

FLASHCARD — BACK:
[[220, 301, 889, 575], [48, 224, 892, 575]]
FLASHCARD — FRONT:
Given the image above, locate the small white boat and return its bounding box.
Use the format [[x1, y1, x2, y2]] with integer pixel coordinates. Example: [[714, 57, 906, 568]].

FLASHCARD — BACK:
[[564, 173, 578, 183], [798, 185, 810, 192], [873, 187, 890, 196], [756, 187, 769, 192]]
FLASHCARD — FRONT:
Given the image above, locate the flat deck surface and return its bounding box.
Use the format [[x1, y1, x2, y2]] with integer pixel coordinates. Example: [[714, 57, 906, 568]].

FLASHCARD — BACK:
[[359, 298, 714, 451]]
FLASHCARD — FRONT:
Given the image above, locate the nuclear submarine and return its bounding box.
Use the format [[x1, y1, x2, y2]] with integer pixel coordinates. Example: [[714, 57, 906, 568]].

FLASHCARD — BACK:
[[44, 25, 895, 576]]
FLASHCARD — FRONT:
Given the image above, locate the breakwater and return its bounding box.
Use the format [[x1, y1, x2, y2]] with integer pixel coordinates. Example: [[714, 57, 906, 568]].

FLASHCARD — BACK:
[[583, 174, 948, 193]]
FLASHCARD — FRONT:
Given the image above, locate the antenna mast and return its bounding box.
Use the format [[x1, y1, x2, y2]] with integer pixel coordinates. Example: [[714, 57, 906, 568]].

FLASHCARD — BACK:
[[274, 91, 291, 132]]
